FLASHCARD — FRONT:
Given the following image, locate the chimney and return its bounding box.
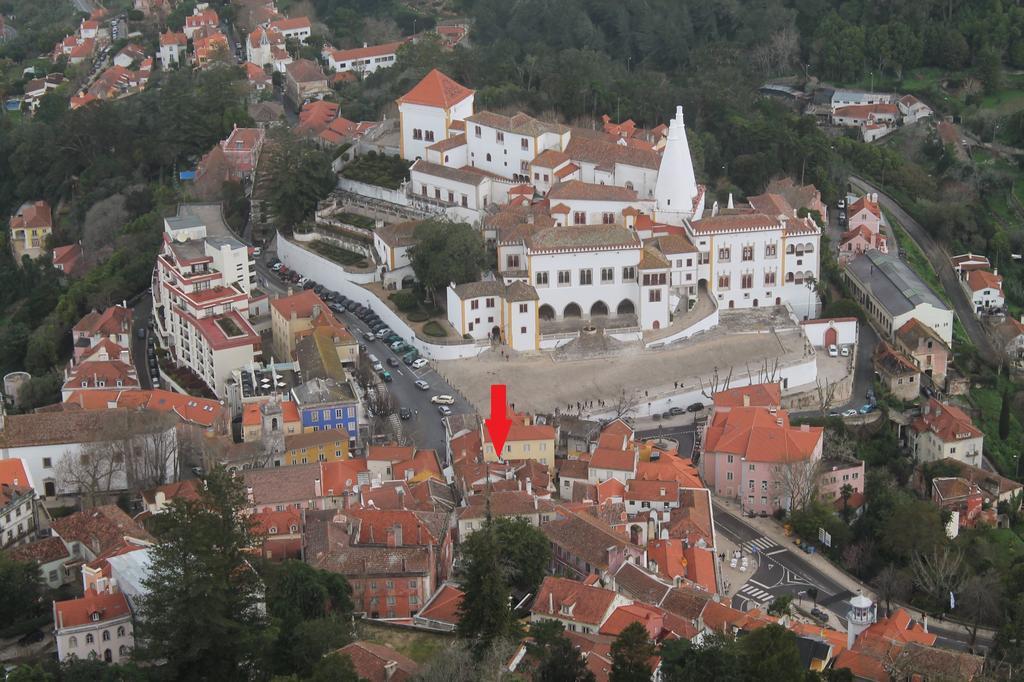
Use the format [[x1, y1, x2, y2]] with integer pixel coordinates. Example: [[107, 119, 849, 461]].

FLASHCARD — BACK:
[[549, 591, 553, 613], [245, 486, 254, 504], [727, 193, 734, 210], [525, 477, 532, 495], [312, 304, 321, 320], [384, 661, 398, 680], [776, 418, 784, 427], [314, 477, 322, 497], [800, 424, 810, 432], [742, 394, 750, 407]]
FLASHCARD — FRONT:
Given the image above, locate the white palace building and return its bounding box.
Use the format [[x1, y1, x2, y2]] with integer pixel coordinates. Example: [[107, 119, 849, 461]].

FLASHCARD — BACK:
[[383, 70, 822, 351]]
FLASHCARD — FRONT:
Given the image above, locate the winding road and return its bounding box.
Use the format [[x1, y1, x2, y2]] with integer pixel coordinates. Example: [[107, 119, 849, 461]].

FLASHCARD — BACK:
[[849, 176, 1000, 364]]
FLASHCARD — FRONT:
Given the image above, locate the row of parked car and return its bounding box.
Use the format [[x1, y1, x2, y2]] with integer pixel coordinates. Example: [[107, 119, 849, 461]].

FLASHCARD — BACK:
[[268, 257, 458, 417]]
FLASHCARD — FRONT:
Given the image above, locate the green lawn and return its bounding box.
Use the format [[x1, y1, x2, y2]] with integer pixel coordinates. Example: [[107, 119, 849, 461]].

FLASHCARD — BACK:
[[968, 384, 1023, 475], [900, 67, 951, 92], [307, 239, 369, 267], [355, 621, 452, 664], [980, 88, 1024, 115]]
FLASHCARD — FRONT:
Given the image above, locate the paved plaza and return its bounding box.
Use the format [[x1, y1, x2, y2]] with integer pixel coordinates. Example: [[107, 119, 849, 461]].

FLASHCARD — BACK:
[[437, 308, 816, 415]]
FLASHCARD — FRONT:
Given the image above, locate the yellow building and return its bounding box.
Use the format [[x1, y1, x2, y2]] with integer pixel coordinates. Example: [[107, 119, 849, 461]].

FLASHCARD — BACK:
[[282, 429, 350, 465], [270, 290, 356, 363], [482, 414, 557, 472], [9, 200, 53, 260]]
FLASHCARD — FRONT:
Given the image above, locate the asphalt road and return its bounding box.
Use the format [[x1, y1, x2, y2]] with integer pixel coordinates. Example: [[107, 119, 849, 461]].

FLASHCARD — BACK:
[[131, 296, 153, 390], [260, 246, 474, 462], [715, 504, 994, 652], [850, 176, 1000, 364]]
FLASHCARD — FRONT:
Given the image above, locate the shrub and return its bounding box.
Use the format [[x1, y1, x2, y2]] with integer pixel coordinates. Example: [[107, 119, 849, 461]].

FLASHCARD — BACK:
[[389, 291, 418, 312], [423, 321, 448, 337], [407, 311, 429, 322]]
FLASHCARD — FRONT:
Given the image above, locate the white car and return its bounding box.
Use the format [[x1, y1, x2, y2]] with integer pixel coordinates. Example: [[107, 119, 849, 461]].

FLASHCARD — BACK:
[[414, 380, 430, 391], [840, 345, 851, 357], [431, 394, 455, 405], [411, 358, 429, 369], [827, 344, 839, 358], [842, 409, 858, 418], [438, 406, 452, 417], [271, 263, 283, 271]]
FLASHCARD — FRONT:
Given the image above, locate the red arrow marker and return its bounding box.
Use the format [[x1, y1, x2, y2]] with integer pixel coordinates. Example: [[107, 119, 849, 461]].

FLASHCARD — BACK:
[[485, 384, 512, 461]]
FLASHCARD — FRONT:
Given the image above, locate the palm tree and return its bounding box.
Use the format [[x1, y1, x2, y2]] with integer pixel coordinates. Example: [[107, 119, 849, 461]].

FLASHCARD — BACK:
[[839, 483, 855, 521]]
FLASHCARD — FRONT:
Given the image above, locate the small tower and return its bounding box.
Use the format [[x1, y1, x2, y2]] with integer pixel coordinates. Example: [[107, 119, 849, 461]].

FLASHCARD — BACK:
[[654, 105, 702, 225], [847, 591, 877, 650]]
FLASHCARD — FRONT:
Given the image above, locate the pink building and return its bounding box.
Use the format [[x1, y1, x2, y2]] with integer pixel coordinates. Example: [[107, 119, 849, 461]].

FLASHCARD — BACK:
[[220, 125, 266, 180], [818, 456, 865, 504], [847, 195, 881, 235], [839, 224, 887, 265], [699, 403, 823, 515]]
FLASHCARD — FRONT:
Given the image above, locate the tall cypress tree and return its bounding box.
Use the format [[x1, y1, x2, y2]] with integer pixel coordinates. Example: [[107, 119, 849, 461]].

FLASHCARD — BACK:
[[999, 388, 1011, 440], [610, 622, 657, 682], [137, 468, 272, 681], [456, 496, 517, 658]]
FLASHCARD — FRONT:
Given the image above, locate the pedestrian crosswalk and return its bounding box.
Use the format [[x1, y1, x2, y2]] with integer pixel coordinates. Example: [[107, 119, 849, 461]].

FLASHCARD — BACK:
[[745, 536, 784, 554], [737, 583, 774, 604]]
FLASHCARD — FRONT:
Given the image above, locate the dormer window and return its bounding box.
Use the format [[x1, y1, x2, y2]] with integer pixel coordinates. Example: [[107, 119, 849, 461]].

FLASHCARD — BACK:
[[91, 612, 100, 622], [268, 526, 277, 534], [289, 524, 298, 533]]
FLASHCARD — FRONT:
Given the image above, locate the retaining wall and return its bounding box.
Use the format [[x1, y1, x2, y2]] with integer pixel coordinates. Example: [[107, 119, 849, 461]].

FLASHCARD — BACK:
[[279, 237, 489, 361]]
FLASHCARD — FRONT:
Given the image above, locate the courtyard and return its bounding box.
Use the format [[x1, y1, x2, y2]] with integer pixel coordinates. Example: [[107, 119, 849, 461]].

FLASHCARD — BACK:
[[437, 308, 821, 416]]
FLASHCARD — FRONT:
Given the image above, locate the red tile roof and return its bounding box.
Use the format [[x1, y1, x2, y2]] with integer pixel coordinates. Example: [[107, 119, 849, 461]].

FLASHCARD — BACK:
[[141, 479, 201, 507], [271, 290, 331, 319], [320, 459, 370, 496], [966, 268, 1002, 293], [7, 536, 71, 564], [623, 479, 678, 502], [330, 38, 408, 63], [598, 603, 663, 638], [704, 407, 822, 463], [0, 458, 31, 492], [51, 506, 154, 557], [268, 16, 311, 32], [589, 447, 636, 472], [73, 305, 132, 337], [533, 576, 619, 626], [251, 508, 301, 535], [416, 583, 463, 626], [55, 589, 130, 629], [911, 399, 983, 443], [397, 68, 474, 109], [712, 383, 781, 409], [848, 195, 881, 218], [10, 200, 53, 231], [338, 641, 419, 682]]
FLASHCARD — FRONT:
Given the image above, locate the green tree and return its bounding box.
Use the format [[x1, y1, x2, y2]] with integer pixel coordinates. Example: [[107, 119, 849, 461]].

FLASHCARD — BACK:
[[610, 622, 656, 682], [137, 466, 272, 680], [491, 516, 551, 595], [308, 652, 362, 682], [456, 510, 518, 659], [737, 624, 804, 682], [4, 664, 54, 682], [767, 595, 793, 617], [525, 619, 594, 682], [262, 130, 336, 230], [660, 635, 742, 682], [976, 46, 1003, 96], [58, 659, 151, 681], [999, 388, 1011, 440], [0, 555, 44, 624], [839, 483, 855, 522], [408, 220, 487, 302]]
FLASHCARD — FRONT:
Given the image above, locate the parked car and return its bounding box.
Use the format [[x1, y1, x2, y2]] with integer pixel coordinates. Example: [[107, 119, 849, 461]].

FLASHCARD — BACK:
[[271, 263, 283, 271], [858, 404, 874, 415], [431, 394, 455, 405], [378, 370, 392, 382], [840, 345, 851, 357], [302, 281, 316, 290], [345, 301, 359, 312], [842, 409, 858, 418], [191, 466, 204, 477], [376, 328, 391, 339], [827, 344, 839, 357], [387, 357, 400, 367], [399, 407, 412, 420], [403, 353, 417, 366], [412, 358, 429, 369], [811, 607, 828, 622], [386, 334, 401, 344], [687, 402, 705, 413], [415, 379, 430, 390], [669, 406, 684, 416], [390, 340, 405, 351], [438, 405, 452, 416], [363, 331, 376, 342], [136, 327, 146, 339], [866, 387, 875, 401]]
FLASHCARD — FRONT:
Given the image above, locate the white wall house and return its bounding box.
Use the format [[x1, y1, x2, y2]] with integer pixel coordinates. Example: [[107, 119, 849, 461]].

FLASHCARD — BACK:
[[964, 269, 1004, 313], [324, 39, 405, 75], [843, 249, 954, 345], [267, 17, 311, 43], [158, 31, 187, 68], [464, 111, 570, 182], [446, 281, 539, 352], [54, 591, 134, 664], [398, 69, 475, 161], [547, 181, 649, 227]]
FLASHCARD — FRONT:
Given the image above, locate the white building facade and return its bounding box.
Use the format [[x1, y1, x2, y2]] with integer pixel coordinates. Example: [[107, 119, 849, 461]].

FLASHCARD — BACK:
[[398, 69, 475, 162]]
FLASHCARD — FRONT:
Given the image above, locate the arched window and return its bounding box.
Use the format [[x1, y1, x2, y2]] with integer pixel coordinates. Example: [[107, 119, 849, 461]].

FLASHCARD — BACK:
[[486, 153, 492, 162], [289, 524, 298, 533], [102, 630, 110, 641], [69, 636, 78, 648], [119, 645, 129, 656], [86, 634, 94, 644], [117, 626, 125, 637]]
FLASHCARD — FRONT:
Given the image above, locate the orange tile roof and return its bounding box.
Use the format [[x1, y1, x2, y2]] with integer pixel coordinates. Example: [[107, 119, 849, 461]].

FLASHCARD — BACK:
[[966, 268, 1002, 293], [242, 400, 301, 427], [55, 590, 131, 629], [416, 583, 463, 626], [10, 200, 52, 230], [682, 547, 716, 592], [848, 195, 881, 218], [397, 68, 474, 109], [646, 538, 687, 580], [634, 456, 704, 490], [347, 508, 444, 546], [73, 305, 132, 337], [704, 407, 822, 463], [367, 445, 416, 462], [533, 576, 619, 626], [712, 383, 782, 409], [596, 477, 626, 502], [268, 16, 311, 32], [338, 641, 419, 682], [623, 479, 679, 502], [598, 603, 663, 638], [141, 479, 201, 507], [866, 608, 937, 646], [911, 399, 982, 443], [271, 290, 331, 319], [320, 458, 369, 496], [251, 508, 301, 535], [330, 38, 408, 62]]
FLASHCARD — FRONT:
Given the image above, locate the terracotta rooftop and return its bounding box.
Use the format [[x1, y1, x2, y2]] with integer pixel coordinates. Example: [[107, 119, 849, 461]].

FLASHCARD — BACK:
[[541, 510, 639, 571], [54, 589, 130, 629], [704, 406, 822, 463], [6, 536, 71, 564], [532, 576, 619, 626], [397, 68, 474, 109], [910, 399, 983, 443], [338, 641, 419, 682], [51, 505, 153, 557]]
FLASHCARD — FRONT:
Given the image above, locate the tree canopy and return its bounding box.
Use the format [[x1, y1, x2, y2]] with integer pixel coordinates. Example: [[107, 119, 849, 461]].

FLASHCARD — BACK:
[[408, 220, 487, 300]]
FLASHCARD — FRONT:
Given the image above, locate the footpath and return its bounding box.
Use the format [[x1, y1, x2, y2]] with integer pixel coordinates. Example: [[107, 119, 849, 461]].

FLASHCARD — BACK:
[[715, 497, 996, 644]]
